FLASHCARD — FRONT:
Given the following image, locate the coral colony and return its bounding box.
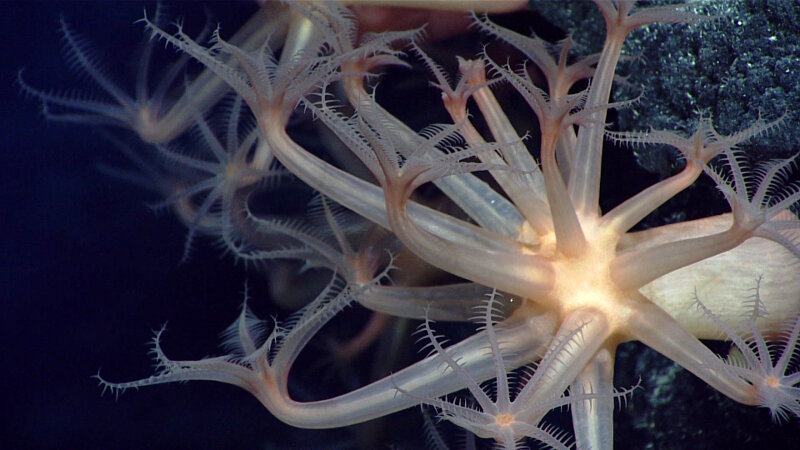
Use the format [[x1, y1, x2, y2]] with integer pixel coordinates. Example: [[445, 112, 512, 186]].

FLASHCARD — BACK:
[[20, 1, 800, 448]]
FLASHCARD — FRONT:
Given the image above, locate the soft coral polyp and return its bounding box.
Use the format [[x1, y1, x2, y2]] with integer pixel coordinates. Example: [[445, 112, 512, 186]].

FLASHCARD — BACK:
[[26, 0, 800, 448]]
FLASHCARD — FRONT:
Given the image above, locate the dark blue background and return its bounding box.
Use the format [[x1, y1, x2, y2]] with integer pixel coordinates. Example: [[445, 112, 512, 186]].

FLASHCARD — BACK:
[[3, 2, 302, 449]]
